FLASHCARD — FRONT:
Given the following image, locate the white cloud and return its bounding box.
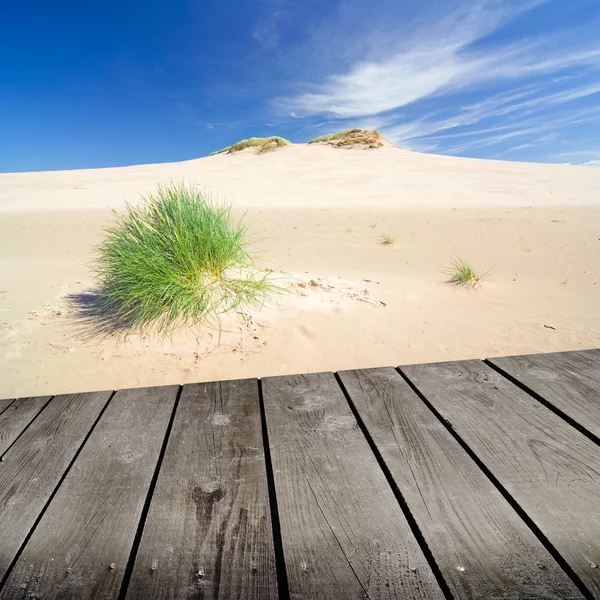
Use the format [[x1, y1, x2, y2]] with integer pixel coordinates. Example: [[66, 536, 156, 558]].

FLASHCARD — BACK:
[[502, 133, 558, 154], [551, 149, 600, 165], [275, 0, 600, 120], [270, 0, 600, 161], [377, 80, 600, 150], [283, 47, 485, 118], [438, 108, 600, 154], [282, 35, 600, 120], [252, 0, 286, 49]]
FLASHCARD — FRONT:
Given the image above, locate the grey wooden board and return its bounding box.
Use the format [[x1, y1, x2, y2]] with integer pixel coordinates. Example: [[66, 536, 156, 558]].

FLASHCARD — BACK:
[[0, 385, 178, 600], [339, 367, 583, 599], [0, 391, 111, 583], [262, 371, 444, 599], [489, 349, 600, 439], [0, 399, 14, 416], [402, 360, 600, 598], [0, 395, 52, 455], [126, 379, 277, 600]]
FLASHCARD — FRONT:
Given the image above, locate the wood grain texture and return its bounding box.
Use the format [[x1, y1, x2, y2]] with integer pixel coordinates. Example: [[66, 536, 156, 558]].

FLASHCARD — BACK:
[[0, 385, 178, 600], [402, 360, 600, 598], [0, 395, 52, 455], [489, 349, 600, 439], [339, 367, 583, 599], [0, 399, 14, 416], [262, 371, 444, 600], [0, 391, 111, 583], [125, 379, 277, 600]]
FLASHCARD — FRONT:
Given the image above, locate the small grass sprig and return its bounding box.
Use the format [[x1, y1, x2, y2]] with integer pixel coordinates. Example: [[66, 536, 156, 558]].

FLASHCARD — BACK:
[[445, 255, 488, 289], [379, 234, 396, 247], [209, 136, 291, 155], [309, 130, 352, 144]]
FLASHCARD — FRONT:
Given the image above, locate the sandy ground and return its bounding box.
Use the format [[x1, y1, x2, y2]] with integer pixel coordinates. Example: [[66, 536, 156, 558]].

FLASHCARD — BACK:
[[1, 144, 599, 398]]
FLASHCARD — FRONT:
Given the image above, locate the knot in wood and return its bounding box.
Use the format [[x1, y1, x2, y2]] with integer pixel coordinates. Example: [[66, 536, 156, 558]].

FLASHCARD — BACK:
[[210, 413, 230, 428], [192, 481, 225, 505]]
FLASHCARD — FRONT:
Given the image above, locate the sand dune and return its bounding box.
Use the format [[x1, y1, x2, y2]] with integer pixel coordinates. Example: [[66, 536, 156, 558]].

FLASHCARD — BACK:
[[1, 144, 599, 397]]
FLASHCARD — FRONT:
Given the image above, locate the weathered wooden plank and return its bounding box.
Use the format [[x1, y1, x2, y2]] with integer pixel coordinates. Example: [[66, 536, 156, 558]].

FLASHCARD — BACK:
[[488, 349, 600, 440], [0, 399, 14, 416], [0, 385, 178, 600], [262, 372, 444, 599], [402, 360, 600, 598], [125, 379, 277, 600], [339, 367, 583, 599], [0, 395, 52, 455], [0, 391, 111, 583]]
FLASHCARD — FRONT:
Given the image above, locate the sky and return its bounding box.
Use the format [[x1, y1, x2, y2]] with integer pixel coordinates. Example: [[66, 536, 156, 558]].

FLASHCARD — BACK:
[[2, 0, 600, 172]]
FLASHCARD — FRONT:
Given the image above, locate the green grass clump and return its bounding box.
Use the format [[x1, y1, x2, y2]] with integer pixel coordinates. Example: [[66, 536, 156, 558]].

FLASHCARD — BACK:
[[379, 234, 396, 247], [209, 136, 291, 156], [309, 128, 384, 148], [208, 138, 265, 155], [209, 146, 231, 156], [92, 182, 278, 335], [228, 137, 268, 152], [258, 136, 291, 153], [445, 256, 488, 289], [309, 130, 352, 144]]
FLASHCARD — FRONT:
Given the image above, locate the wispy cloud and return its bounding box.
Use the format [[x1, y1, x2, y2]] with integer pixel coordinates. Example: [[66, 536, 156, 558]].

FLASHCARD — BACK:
[[381, 83, 600, 150], [270, 0, 600, 163], [550, 148, 600, 164], [276, 1, 583, 118], [252, 0, 287, 50]]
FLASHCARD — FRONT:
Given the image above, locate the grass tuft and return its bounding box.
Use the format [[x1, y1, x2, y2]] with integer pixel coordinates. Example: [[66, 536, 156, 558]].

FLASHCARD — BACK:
[[309, 130, 352, 144], [257, 136, 291, 153], [309, 128, 384, 148], [210, 136, 291, 156], [91, 182, 279, 335], [379, 234, 396, 247], [445, 256, 488, 289], [208, 147, 230, 156]]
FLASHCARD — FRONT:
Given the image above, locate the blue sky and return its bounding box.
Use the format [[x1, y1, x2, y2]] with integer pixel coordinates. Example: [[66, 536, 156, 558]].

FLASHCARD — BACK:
[[2, 0, 600, 171]]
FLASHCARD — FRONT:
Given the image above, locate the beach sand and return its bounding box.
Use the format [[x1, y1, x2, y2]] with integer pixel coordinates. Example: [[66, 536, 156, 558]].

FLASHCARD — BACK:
[[1, 144, 599, 397]]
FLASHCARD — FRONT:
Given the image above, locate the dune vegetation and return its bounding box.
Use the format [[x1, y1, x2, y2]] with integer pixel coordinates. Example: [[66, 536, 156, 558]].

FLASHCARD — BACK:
[[445, 256, 488, 289], [210, 136, 291, 156], [309, 128, 385, 149], [379, 234, 396, 247], [209, 129, 386, 156], [91, 182, 278, 335], [308, 130, 352, 144]]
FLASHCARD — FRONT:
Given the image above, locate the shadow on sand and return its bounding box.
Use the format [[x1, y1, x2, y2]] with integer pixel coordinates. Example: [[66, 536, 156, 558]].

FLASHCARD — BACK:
[[65, 289, 228, 342], [64, 290, 137, 340]]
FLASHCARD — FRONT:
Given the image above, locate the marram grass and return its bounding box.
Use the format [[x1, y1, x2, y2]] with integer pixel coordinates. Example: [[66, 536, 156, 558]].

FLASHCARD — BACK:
[[209, 136, 291, 155], [379, 234, 396, 247], [445, 256, 488, 289], [308, 130, 352, 144], [92, 183, 278, 335]]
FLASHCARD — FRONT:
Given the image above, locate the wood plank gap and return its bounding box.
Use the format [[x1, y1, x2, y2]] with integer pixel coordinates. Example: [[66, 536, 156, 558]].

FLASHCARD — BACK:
[[396, 365, 596, 600], [333, 372, 455, 600], [257, 379, 291, 600], [0, 396, 54, 458], [484, 359, 600, 447], [117, 385, 183, 600], [0, 399, 15, 418], [0, 389, 117, 592]]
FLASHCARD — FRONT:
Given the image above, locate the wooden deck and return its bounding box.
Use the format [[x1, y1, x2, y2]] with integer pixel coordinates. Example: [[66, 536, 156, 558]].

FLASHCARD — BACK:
[[0, 349, 599, 599]]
